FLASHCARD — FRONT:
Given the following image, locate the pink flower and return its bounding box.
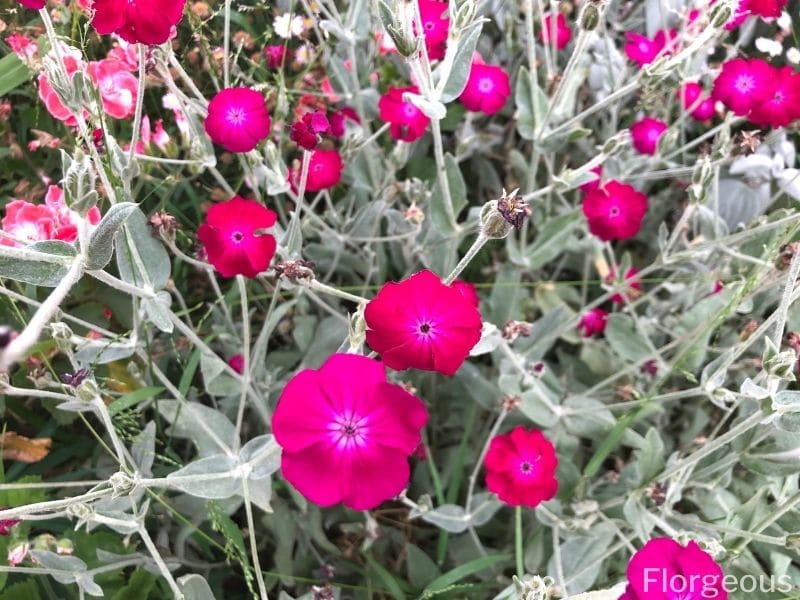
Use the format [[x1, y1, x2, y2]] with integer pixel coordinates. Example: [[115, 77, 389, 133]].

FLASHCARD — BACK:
[[540, 12, 572, 50], [7, 542, 28, 567], [748, 66, 800, 128], [88, 59, 139, 120], [91, 0, 186, 45], [6, 34, 37, 60], [580, 165, 603, 193], [620, 538, 727, 600], [747, 0, 787, 18], [107, 40, 141, 71], [577, 308, 608, 337], [228, 354, 245, 375], [1, 186, 100, 247], [417, 0, 450, 60], [364, 270, 482, 375], [624, 31, 670, 67], [17, 0, 44, 9], [289, 111, 330, 150], [197, 196, 278, 279], [38, 50, 85, 126], [0, 517, 19, 536], [630, 117, 668, 156], [484, 427, 558, 507], [607, 266, 642, 304], [676, 83, 716, 121], [378, 86, 430, 142], [272, 353, 429, 510], [451, 279, 480, 307], [205, 88, 272, 153], [329, 107, 359, 137], [459, 62, 511, 115], [711, 58, 774, 117], [264, 44, 288, 70], [289, 148, 344, 193], [582, 181, 648, 241]]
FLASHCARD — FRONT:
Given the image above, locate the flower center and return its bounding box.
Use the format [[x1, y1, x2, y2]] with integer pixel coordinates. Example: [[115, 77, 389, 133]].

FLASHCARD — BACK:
[[518, 456, 540, 476], [773, 91, 785, 104], [226, 106, 247, 126], [417, 321, 435, 338], [734, 75, 754, 94], [520, 461, 532, 473], [608, 205, 621, 217], [477, 77, 494, 94], [330, 413, 368, 449], [231, 231, 245, 243]]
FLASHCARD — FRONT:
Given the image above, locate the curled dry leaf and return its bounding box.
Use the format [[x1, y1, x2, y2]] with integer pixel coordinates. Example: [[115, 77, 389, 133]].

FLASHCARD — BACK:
[[0, 431, 52, 463]]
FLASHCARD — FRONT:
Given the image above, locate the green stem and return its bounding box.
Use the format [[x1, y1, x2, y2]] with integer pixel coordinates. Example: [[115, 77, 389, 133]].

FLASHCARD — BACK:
[[515, 506, 524, 578]]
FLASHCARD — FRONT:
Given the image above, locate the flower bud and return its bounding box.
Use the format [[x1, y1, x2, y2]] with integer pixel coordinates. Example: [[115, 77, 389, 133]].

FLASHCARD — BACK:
[[56, 538, 75, 555], [579, 4, 600, 31]]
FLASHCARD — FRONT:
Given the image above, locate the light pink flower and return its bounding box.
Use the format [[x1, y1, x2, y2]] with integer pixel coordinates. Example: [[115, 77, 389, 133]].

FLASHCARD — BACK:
[[88, 59, 139, 119]]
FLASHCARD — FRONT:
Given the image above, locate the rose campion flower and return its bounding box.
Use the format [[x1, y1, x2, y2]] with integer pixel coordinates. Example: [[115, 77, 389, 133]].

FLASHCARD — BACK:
[[329, 107, 359, 138], [630, 117, 668, 156], [6, 34, 38, 61], [676, 83, 716, 121], [264, 45, 288, 70], [451, 279, 480, 307], [577, 308, 608, 337], [712, 58, 773, 117], [540, 12, 572, 50], [378, 86, 430, 142], [17, 0, 44, 9], [582, 181, 648, 241], [272, 353, 429, 510], [619, 538, 727, 600], [1, 186, 101, 247], [38, 49, 86, 126], [91, 0, 186, 46], [289, 148, 344, 193], [417, 0, 450, 60], [747, 66, 800, 128], [197, 196, 278, 279], [0, 517, 19, 536], [484, 427, 558, 507], [459, 62, 511, 115], [205, 88, 272, 153], [746, 0, 787, 18], [607, 266, 642, 304], [364, 270, 482, 375], [228, 354, 245, 375], [289, 111, 330, 150], [88, 59, 139, 120], [624, 31, 671, 67]]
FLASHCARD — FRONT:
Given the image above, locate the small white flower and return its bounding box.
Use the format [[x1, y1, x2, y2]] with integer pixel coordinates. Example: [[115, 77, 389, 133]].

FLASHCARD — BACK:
[[755, 37, 783, 57], [294, 43, 314, 65], [274, 13, 306, 39], [777, 11, 792, 30], [787, 47, 800, 64]]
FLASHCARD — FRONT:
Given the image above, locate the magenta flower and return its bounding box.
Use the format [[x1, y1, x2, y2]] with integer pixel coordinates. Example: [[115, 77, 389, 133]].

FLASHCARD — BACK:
[[540, 12, 572, 50], [329, 107, 359, 138], [228, 354, 245, 375], [582, 181, 648, 241], [712, 58, 773, 117], [0, 517, 19, 536], [459, 62, 511, 115], [620, 538, 727, 600], [577, 308, 608, 337], [606, 266, 642, 304], [417, 0, 450, 60], [289, 111, 331, 150], [748, 66, 800, 128], [205, 88, 272, 153], [378, 86, 430, 142], [451, 279, 480, 307], [272, 353, 429, 510], [748, 0, 788, 18], [264, 44, 288, 70], [364, 270, 482, 376], [91, 0, 186, 45], [484, 427, 558, 507], [289, 148, 344, 193], [624, 31, 670, 67], [631, 117, 668, 156], [676, 83, 716, 121], [197, 196, 277, 279], [17, 0, 44, 9]]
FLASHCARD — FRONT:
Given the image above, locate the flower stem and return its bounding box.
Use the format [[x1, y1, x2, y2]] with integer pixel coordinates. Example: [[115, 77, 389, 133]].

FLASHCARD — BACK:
[[431, 119, 460, 232], [128, 44, 147, 163], [284, 150, 312, 256], [515, 506, 524, 578], [233, 275, 250, 452], [444, 234, 488, 285], [223, 0, 233, 88]]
